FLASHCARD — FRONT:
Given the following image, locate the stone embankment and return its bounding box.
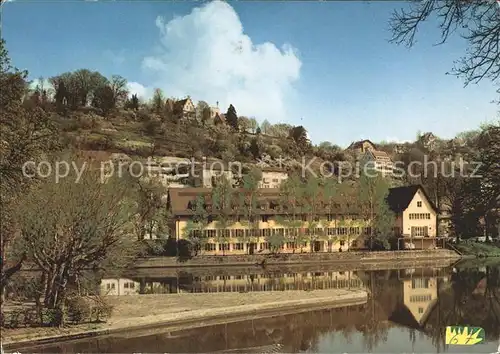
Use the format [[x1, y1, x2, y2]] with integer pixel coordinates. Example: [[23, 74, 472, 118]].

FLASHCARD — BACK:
[[135, 249, 461, 269]]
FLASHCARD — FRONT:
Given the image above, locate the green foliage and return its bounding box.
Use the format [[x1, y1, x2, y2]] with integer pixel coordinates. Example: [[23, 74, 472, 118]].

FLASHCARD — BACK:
[[225, 104, 239, 130], [66, 297, 92, 324]]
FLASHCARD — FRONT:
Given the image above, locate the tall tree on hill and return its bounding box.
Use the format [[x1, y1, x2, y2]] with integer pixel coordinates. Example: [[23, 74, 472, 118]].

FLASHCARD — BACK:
[[289, 125, 311, 154], [225, 104, 239, 130], [125, 94, 140, 111], [151, 88, 164, 115], [109, 75, 129, 108], [260, 119, 271, 135], [92, 84, 115, 116], [237, 168, 262, 254]]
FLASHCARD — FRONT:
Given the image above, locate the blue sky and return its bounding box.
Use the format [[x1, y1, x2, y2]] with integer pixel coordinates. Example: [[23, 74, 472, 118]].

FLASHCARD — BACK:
[[3, 0, 498, 147]]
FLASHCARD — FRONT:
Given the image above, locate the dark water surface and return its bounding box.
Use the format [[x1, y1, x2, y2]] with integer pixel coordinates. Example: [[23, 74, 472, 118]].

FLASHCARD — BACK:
[[12, 262, 500, 353]]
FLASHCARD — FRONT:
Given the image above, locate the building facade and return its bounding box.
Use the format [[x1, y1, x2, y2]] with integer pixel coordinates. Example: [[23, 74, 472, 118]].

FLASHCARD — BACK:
[[360, 149, 395, 177], [167, 184, 440, 255], [387, 185, 439, 249], [258, 167, 289, 189]]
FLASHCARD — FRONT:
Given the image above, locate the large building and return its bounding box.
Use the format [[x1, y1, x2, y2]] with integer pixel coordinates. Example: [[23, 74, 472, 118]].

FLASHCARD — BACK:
[[167, 184, 440, 255], [258, 167, 289, 189]]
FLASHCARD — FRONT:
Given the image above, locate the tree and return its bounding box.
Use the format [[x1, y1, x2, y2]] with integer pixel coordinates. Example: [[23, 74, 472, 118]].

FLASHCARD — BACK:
[[277, 174, 307, 253], [268, 123, 293, 138], [358, 169, 393, 250], [151, 88, 164, 114], [92, 84, 115, 116], [289, 126, 311, 154], [196, 101, 210, 124], [109, 75, 129, 108], [260, 119, 271, 135], [225, 104, 239, 130], [248, 117, 258, 134], [184, 195, 209, 255], [134, 177, 169, 241], [211, 176, 235, 255], [238, 116, 252, 133], [0, 40, 58, 304], [16, 167, 139, 325], [237, 168, 262, 254], [301, 176, 323, 252], [125, 93, 140, 111], [390, 1, 500, 92]]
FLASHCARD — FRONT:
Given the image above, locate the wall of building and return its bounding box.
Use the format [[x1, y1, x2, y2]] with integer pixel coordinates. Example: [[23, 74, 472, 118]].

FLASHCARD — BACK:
[[402, 277, 438, 323], [100, 278, 140, 296], [175, 216, 369, 255], [258, 171, 288, 189], [402, 189, 438, 238]]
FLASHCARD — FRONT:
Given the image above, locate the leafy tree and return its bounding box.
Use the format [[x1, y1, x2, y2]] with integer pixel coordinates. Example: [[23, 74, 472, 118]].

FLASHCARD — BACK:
[[358, 169, 393, 249], [301, 176, 323, 252], [238, 116, 252, 133], [225, 104, 239, 130], [184, 195, 209, 255], [268, 123, 293, 138], [289, 125, 311, 153], [211, 175, 235, 255], [277, 174, 307, 253], [237, 168, 262, 253], [92, 84, 115, 116]]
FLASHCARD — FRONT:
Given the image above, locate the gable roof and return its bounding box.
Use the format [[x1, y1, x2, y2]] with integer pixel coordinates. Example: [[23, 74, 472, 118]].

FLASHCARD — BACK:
[[386, 185, 437, 214], [348, 139, 376, 150], [174, 97, 194, 112]]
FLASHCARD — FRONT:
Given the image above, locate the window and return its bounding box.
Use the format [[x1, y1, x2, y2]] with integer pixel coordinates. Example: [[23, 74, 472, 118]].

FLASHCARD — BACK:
[[286, 242, 296, 249], [411, 226, 429, 237], [340, 241, 345, 246], [233, 243, 244, 250], [418, 307, 424, 314], [410, 294, 432, 302], [218, 243, 230, 251], [351, 240, 357, 247], [417, 201, 422, 207], [411, 278, 430, 289], [234, 229, 244, 238], [260, 242, 269, 250], [204, 243, 216, 251], [272, 178, 279, 183], [204, 229, 216, 238], [262, 215, 269, 222]]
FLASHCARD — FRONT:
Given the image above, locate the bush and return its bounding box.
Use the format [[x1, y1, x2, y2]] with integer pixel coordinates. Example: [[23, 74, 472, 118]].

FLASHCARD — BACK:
[[66, 297, 91, 324], [91, 301, 113, 322]]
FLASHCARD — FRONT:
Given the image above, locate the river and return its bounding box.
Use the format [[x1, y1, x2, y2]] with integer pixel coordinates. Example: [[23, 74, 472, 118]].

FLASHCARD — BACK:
[[11, 260, 500, 353]]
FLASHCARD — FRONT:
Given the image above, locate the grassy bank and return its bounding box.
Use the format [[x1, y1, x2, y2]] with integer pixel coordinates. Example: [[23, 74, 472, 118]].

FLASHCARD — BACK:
[[454, 241, 500, 257], [3, 289, 367, 349]]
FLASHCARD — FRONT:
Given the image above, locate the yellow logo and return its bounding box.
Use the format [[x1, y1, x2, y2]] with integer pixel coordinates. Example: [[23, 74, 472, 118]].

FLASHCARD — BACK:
[[445, 326, 485, 345]]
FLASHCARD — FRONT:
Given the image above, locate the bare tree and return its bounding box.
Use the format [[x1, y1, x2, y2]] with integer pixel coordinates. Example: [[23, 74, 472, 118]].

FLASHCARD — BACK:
[[16, 167, 139, 325], [390, 1, 500, 90]]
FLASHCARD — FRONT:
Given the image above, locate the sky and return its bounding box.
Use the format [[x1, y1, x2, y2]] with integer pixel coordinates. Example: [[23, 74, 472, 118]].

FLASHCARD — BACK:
[[3, 0, 499, 147]]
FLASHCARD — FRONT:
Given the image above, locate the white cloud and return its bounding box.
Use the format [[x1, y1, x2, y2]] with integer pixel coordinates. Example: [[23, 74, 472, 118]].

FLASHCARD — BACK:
[[139, 0, 301, 121], [127, 82, 152, 99]]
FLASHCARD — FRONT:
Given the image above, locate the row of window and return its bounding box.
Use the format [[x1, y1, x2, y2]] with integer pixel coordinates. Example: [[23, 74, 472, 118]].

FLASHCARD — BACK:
[[191, 227, 372, 239], [409, 213, 431, 220], [204, 240, 352, 252], [411, 226, 429, 237], [409, 294, 432, 303]]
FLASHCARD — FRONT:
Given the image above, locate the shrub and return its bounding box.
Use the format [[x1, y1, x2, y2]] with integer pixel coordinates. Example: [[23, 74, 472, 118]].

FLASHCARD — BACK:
[[91, 301, 113, 322], [66, 297, 92, 324]]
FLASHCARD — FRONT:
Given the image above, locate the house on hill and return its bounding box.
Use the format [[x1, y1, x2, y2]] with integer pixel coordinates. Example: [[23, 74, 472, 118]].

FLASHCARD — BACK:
[[347, 139, 377, 155], [258, 167, 289, 189], [387, 185, 439, 249], [359, 149, 395, 177], [174, 96, 196, 120]]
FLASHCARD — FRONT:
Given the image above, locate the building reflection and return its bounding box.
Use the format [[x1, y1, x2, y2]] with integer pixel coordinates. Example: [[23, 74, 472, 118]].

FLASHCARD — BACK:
[[101, 271, 365, 295]]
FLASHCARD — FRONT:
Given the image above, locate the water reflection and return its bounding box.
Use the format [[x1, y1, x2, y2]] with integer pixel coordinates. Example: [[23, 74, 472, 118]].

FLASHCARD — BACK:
[[13, 264, 500, 353], [99, 270, 365, 295]]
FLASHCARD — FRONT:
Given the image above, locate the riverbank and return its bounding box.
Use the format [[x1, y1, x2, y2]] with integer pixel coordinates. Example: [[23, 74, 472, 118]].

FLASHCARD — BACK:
[[3, 288, 367, 349], [135, 249, 461, 268], [454, 241, 500, 258]]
